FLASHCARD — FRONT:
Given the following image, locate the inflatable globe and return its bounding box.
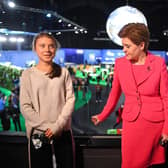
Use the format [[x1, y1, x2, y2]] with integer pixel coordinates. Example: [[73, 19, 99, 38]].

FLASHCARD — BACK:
[[106, 5, 147, 46]]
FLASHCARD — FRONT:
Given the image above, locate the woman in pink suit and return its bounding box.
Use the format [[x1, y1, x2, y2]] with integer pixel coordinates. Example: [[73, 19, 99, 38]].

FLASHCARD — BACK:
[[92, 23, 168, 168]]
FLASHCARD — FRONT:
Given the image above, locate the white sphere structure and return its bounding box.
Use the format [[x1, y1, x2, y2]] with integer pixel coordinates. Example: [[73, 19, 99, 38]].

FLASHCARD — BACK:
[[106, 5, 147, 46]]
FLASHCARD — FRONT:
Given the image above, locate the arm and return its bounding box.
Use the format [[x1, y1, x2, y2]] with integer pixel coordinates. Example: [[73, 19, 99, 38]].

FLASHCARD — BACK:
[[92, 60, 122, 124], [19, 70, 49, 131], [50, 69, 75, 134], [160, 59, 168, 140]]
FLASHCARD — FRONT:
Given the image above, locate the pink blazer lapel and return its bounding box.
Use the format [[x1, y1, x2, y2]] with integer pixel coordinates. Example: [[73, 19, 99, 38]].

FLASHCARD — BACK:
[[123, 58, 138, 90], [136, 54, 155, 86]]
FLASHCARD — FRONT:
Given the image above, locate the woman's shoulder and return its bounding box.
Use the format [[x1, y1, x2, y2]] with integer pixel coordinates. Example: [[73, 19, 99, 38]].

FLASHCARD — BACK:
[[21, 67, 34, 77], [116, 56, 126, 62], [61, 66, 70, 74], [114, 56, 127, 66], [147, 53, 167, 72], [148, 52, 165, 63]]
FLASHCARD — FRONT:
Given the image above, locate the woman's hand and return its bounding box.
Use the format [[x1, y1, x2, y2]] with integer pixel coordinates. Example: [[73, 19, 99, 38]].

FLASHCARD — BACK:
[[160, 133, 168, 147], [45, 128, 53, 139], [91, 115, 100, 125]]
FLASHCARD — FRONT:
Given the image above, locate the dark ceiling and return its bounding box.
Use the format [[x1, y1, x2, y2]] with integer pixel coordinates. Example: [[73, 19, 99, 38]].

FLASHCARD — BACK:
[[1, 0, 168, 50]]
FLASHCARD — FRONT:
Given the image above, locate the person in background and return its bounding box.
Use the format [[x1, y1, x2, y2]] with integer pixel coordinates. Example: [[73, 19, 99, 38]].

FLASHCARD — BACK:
[[8, 89, 21, 131], [92, 23, 168, 168], [20, 32, 75, 168], [95, 80, 102, 103], [0, 91, 6, 125], [0, 92, 10, 130]]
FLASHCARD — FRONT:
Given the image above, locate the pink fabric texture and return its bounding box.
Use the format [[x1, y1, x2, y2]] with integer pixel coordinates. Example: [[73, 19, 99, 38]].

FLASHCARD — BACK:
[[97, 53, 168, 167]]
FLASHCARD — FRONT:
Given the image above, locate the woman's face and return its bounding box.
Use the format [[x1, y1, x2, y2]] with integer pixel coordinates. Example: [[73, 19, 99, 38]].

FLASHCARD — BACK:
[[34, 36, 56, 64], [122, 37, 145, 62]]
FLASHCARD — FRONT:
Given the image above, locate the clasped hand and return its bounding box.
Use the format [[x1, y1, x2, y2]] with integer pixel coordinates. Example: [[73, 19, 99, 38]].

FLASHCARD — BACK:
[[45, 128, 53, 139]]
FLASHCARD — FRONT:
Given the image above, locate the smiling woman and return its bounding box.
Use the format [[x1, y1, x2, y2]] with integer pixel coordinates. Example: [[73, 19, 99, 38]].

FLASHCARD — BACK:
[[34, 37, 56, 67], [19, 32, 76, 168]]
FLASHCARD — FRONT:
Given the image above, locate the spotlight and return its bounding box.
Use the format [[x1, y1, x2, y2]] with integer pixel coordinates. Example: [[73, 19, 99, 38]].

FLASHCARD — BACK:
[[56, 32, 61, 35], [46, 13, 51, 18], [0, 36, 7, 42], [8, 1, 16, 8], [9, 37, 17, 42], [163, 30, 168, 36], [17, 37, 24, 42]]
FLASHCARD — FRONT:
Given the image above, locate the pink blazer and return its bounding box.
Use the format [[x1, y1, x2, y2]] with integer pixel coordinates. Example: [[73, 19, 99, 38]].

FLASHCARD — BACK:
[[98, 52, 168, 135]]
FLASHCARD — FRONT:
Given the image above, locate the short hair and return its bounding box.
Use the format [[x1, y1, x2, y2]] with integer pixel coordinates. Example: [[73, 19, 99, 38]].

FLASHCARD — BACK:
[[32, 32, 61, 50], [118, 23, 150, 52]]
